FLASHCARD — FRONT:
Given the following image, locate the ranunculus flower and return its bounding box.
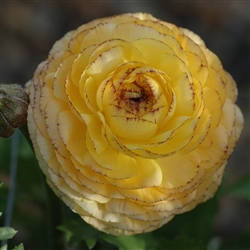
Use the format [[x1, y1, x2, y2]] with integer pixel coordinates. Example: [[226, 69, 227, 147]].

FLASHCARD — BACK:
[[27, 13, 244, 235]]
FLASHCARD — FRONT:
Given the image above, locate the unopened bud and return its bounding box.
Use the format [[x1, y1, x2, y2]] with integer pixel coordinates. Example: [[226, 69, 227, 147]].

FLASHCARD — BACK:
[[0, 84, 29, 138]]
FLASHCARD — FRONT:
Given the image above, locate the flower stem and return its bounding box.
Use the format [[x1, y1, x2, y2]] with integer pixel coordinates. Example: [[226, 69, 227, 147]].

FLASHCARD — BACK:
[[1, 130, 19, 248]]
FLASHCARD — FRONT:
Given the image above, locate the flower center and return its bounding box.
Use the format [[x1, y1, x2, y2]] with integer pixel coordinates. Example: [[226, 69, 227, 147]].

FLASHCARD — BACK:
[[119, 79, 154, 117], [124, 90, 144, 104], [101, 63, 171, 140]]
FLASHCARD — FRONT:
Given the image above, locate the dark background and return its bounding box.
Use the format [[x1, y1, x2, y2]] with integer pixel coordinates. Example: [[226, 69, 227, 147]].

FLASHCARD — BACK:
[[1, 1, 249, 249]]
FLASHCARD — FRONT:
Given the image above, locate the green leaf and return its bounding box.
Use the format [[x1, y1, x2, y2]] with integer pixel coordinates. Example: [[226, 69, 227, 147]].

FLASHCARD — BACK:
[[0, 244, 7, 250], [85, 238, 97, 249], [101, 233, 206, 250], [12, 243, 24, 250], [58, 219, 101, 247], [101, 234, 151, 249], [0, 227, 17, 241]]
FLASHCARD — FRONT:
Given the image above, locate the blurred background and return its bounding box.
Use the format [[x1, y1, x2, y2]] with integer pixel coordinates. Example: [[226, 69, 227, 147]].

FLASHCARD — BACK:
[[1, 1, 249, 249]]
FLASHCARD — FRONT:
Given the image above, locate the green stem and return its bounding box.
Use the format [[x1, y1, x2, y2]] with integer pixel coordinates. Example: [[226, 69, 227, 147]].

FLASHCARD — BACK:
[[1, 131, 19, 248], [19, 124, 66, 250]]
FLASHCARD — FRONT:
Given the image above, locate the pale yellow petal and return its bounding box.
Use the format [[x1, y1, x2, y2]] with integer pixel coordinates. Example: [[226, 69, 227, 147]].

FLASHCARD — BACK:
[[158, 53, 192, 82], [80, 22, 116, 50], [173, 73, 195, 116], [45, 100, 70, 157], [181, 28, 206, 46], [86, 132, 139, 179], [113, 23, 166, 42], [65, 74, 91, 117], [107, 158, 162, 189], [70, 45, 96, 86], [203, 87, 223, 129], [179, 107, 211, 154], [198, 124, 229, 169], [225, 72, 238, 102], [35, 128, 60, 176], [57, 110, 87, 165], [157, 154, 201, 189]]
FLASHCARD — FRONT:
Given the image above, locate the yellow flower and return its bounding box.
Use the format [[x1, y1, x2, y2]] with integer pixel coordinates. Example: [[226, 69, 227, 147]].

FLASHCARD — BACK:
[[27, 13, 244, 235]]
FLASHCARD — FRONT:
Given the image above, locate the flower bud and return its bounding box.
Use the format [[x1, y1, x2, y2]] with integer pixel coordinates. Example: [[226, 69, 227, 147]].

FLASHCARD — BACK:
[[0, 84, 29, 138]]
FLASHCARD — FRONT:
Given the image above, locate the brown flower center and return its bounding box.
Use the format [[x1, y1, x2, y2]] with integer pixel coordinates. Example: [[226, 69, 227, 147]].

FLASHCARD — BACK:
[[117, 73, 156, 117], [101, 63, 171, 140]]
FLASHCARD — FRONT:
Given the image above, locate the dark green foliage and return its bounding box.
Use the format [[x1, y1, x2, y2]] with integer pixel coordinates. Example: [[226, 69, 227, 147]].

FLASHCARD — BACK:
[[58, 220, 102, 247]]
